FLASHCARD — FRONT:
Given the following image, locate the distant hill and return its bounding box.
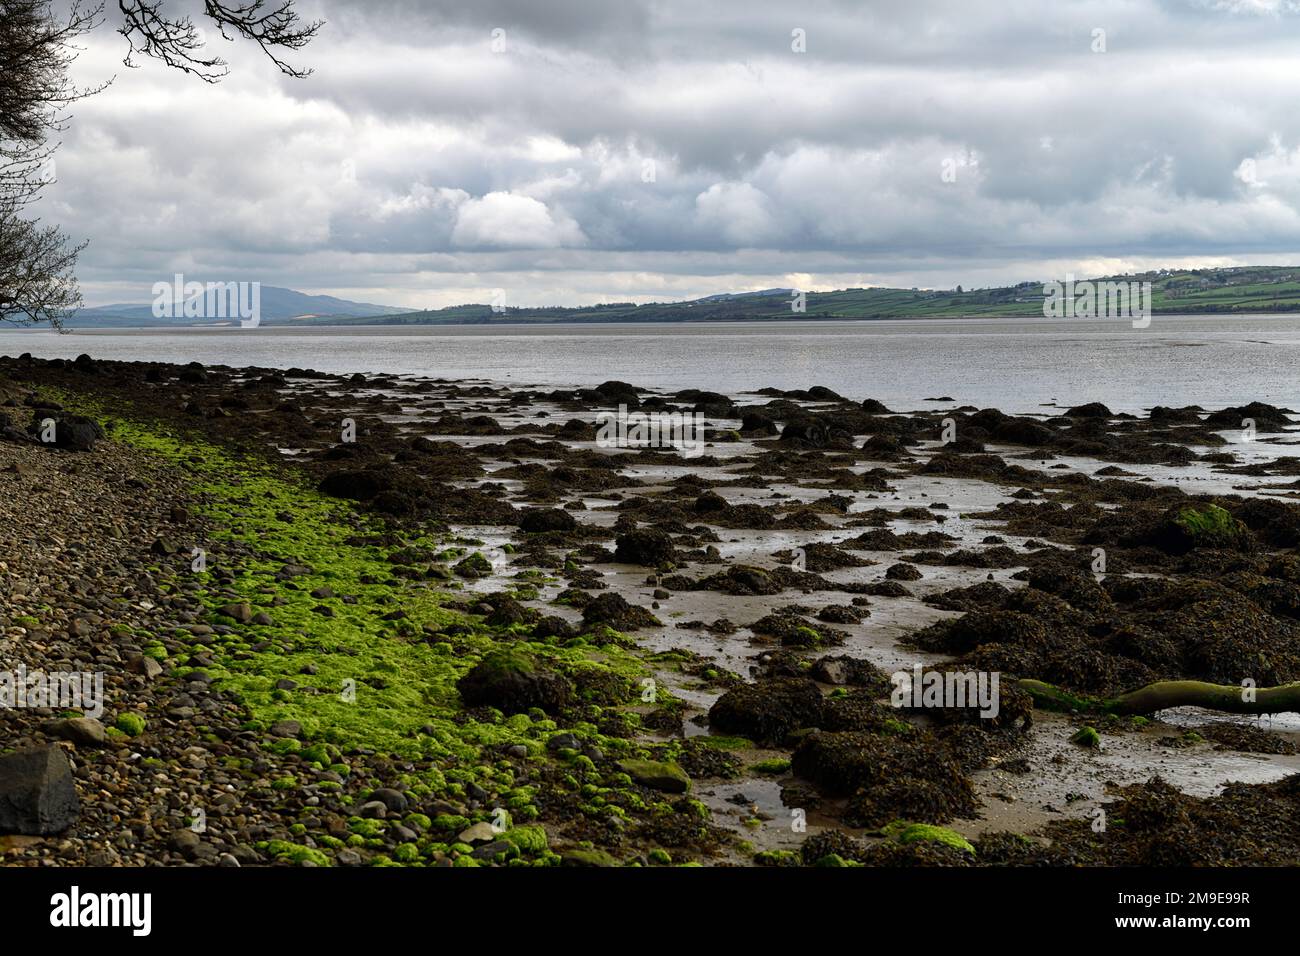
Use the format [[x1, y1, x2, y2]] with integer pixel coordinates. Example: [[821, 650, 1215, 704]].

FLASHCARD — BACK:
[[67, 286, 408, 327], [304, 266, 1300, 326], [66, 267, 1300, 328]]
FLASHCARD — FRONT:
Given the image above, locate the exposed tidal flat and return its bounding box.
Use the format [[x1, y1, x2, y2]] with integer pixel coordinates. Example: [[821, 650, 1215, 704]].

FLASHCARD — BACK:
[[3, 351, 1300, 866]]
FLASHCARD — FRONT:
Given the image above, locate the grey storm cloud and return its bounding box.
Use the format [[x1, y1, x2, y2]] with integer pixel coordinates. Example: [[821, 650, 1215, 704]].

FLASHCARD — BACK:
[[36, 0, 1300, 307]]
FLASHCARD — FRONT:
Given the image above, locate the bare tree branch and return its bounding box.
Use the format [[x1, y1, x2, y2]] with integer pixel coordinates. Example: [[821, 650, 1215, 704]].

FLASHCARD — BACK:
[[117, 0, 323, 82]]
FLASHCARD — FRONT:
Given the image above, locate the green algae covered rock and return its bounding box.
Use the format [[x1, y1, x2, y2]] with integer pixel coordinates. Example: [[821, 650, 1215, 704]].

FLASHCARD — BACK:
[[617, 758, 691, 794], [456, 647, 572, 715], [882, 821, 975, 855]]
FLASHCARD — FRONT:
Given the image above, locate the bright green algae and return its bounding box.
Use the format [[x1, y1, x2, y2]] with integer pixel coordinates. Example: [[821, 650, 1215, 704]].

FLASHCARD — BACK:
[[52, 403, 691, 865]]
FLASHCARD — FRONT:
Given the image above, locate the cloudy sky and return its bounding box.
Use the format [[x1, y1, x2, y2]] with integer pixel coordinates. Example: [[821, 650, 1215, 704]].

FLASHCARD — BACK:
[[41, 0, 1300, 308]]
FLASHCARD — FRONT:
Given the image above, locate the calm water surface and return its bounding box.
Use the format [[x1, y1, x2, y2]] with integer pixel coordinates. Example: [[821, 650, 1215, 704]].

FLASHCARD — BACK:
[[2, 316, 1297, 416]]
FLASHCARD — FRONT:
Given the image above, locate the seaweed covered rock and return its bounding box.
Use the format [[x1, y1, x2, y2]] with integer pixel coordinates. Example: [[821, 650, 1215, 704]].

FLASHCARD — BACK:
[[614, 528, 677, 567], [1233, 498, 1300, 549], [886, 563, 923, 581], [693, 491, 729, 514], [1146, 504, 1254, 555], [457, 648, 572, 715], [911, 609, 1051, 655], [1065, 402, 1112, 418], [519, 508, 577, 534], [800, 829, 866, 865], [880, 820, 975, 854], [792, 731, 978, 824], [1133, 580, 1300, 686], [748, 609, 844, 648], [789, 542, 869, 572], [1205, 402, 1293, 432], [581, 592, 661, 631], [318, 469, 386, 502], [861, 433, 909, 458], [924, 580, 1012, 612], [1024, 567, 1113, 616], [696, 565, 779, 595], [779, 418, 853, 450], [708, 677, 824, 743], [809, 655, 891, 691], [482, 595, 538, 627], [994, 417, 1056, 447], [740, 412, 779, 435], [454, 552, 494, 578]]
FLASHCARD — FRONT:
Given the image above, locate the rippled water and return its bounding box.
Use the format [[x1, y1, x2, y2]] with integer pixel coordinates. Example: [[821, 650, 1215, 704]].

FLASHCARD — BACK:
[[3, 314, 1299, 415]]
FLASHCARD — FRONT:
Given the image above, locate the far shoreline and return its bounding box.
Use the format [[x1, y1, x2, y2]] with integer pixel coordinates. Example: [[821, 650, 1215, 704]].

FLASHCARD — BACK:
[[23, 310, 1300, 334]]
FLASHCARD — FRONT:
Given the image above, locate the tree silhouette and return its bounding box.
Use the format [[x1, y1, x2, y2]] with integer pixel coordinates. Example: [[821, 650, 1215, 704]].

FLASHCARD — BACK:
[[118, 0, 322, 82], [0, 0, 319, 327]]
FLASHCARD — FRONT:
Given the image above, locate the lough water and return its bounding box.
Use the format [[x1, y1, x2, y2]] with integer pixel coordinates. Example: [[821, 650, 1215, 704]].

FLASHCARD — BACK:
[[2, 315, 1298, 416]]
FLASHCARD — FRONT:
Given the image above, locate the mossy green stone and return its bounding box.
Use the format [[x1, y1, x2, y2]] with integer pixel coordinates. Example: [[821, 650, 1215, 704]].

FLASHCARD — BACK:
[[563, 848, 619, 867], [884, 821, 975, 855], [503, 824, 548, 854], [115, 712, 146, 737], [1071, 726, 1101, 748], [617, 758, 691, 793]]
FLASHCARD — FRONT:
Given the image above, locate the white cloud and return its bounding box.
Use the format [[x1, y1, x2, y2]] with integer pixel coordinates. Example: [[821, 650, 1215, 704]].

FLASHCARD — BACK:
[[450, 192, 587, 248], [35, 0, 1300, 307], [694, 182, 780, 246]]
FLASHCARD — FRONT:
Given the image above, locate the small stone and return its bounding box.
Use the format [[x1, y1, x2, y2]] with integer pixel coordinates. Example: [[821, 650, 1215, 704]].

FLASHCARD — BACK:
[[44, 717, 107, 747], [230, 844, 262, 864], [391, 824, 417, 842], [472, 840, 510, 860], [217, 603, 254, 623], [85, 846, 120, 866], [269, 719, 302, 738], [618, 759, 691, 794], [170, 829, 201, 854], [563, 848, 619, 867], [369, 787, 408, 814], [546, 732, 581, 753], [458, 822, 498, 844]]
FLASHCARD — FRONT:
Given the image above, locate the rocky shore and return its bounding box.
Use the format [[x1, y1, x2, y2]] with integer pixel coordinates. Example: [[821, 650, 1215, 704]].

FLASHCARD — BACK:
[[2, 351, 1300, 866]]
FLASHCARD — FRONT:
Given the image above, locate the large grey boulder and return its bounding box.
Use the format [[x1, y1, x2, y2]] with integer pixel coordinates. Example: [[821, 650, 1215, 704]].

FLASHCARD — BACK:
[[0, 745, 80, 834]]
